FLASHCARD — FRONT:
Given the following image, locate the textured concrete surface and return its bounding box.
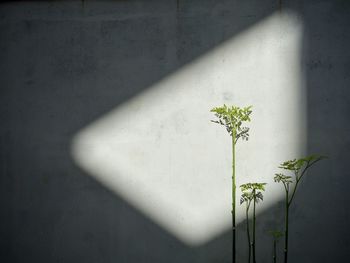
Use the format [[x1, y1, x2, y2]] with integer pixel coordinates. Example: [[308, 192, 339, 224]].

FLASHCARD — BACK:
[[1, 1, 349, 262]]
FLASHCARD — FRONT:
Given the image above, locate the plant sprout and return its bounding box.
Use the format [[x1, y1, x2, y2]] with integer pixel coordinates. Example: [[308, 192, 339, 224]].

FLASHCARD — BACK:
[[269, 230, 283, 263], [211, 105, 252, 263], [240, 183, 266, 263], [274, 154, 326, 263]]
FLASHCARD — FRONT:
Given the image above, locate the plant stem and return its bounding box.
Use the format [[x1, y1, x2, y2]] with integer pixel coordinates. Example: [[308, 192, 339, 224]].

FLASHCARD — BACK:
[[273, 239, 277, 263], [284, 191, 289, 263], [252, 190, 256, 263], [246, 204, 251, 263], [232, 132, 236, 263]]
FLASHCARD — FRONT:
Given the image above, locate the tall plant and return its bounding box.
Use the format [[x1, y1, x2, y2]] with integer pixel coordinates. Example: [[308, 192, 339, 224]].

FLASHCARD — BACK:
[[211, 105, 252, 263], [240, 183, 266, 263], [274, 154, 326, 263]]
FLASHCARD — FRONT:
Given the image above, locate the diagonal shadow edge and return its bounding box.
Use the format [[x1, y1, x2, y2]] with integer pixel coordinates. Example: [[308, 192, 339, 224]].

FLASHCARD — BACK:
[[70, 7, 305, 248], [0, 1, 283, 262], [2, 0, 350, 262]]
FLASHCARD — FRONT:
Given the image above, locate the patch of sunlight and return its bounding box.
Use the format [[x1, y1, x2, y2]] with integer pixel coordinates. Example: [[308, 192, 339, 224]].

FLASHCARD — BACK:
[[71, 11, 304, 246]]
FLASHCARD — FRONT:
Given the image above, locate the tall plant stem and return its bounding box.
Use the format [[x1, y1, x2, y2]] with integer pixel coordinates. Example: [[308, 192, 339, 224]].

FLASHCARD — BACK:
[[232, 132, 236, 263], [246, 204, 251, 263], [275, 156, 325, 263], [252, 191, 256, 263], [284, 191, 289, 263]]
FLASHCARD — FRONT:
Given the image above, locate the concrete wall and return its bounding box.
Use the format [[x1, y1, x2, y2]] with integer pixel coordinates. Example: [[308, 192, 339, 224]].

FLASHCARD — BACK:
[[1, 1, 349, 262]]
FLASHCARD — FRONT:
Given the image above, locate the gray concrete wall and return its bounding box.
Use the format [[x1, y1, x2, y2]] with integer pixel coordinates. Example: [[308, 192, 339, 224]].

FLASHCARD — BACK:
[[1, 1, 349, 262]]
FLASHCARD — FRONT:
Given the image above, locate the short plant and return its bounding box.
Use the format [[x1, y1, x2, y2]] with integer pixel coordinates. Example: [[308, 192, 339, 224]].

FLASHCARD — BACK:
[[269, 230, 283, 263], [240, 183, 266, 263], [274, 154, 326, 263], [211, 105, 252, 263]]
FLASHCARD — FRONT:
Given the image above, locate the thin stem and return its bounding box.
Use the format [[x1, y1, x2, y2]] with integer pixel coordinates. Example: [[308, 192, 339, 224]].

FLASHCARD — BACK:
[[246, 203, 251, 263], [232, 132, 236, 263], [288, 178, 300, 206], [252, 190, 256, 263], [284, 190, 289, 263], [246, 207, 252, 263], [288, 161, 310, 206], [282, 181, 288, 193], [289, 158, 322, 205], [273, 239, 277, 263]]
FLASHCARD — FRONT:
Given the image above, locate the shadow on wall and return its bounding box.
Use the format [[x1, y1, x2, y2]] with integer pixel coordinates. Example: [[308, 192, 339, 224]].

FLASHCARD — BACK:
[[0, 0, 350, 262], [301, 0, 350, 261], [0, 1, 281, 262]]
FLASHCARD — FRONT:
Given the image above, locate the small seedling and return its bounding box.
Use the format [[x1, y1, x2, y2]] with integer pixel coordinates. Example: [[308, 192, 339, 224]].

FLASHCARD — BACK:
[[269, 230, 283, 263], [240, 183, 266, 263], [211, 105, 252, 263], [274, 154, 326, 263]]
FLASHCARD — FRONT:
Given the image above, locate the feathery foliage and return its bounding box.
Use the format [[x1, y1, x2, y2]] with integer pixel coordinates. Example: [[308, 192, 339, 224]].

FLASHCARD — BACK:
[[240, 182, 266, 263], [211, 105, 252, 263], [274, 154, 326, 263], [211, 105, 252, 143]]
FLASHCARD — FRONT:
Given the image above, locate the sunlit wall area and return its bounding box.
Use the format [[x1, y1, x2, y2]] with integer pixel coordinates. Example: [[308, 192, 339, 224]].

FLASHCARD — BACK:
[[3, 1, 349, 263], [72, 11, 305, 247]]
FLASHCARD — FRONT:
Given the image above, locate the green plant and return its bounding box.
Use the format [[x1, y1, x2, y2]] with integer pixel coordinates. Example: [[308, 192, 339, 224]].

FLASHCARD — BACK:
[[240, 183, 266, 263], [211, 105, 252, 263], [269, 230, 283, 263], [274, 154, 326, 263]]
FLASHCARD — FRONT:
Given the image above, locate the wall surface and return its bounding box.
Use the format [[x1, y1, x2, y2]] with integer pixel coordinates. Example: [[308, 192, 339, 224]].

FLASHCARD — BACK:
[[1, 1, 349, 262]]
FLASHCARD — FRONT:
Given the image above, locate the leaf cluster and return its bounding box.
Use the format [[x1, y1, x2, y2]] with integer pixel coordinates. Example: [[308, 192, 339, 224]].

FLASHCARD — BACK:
[[279, 154, 327, 173], [269, 230, 283, 240], [240, 183, 267, 205], [273, 173, 293, 185], [210, 105, 252, 141], [275, 154, 327, 204], [240, 183, 266, 191]]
